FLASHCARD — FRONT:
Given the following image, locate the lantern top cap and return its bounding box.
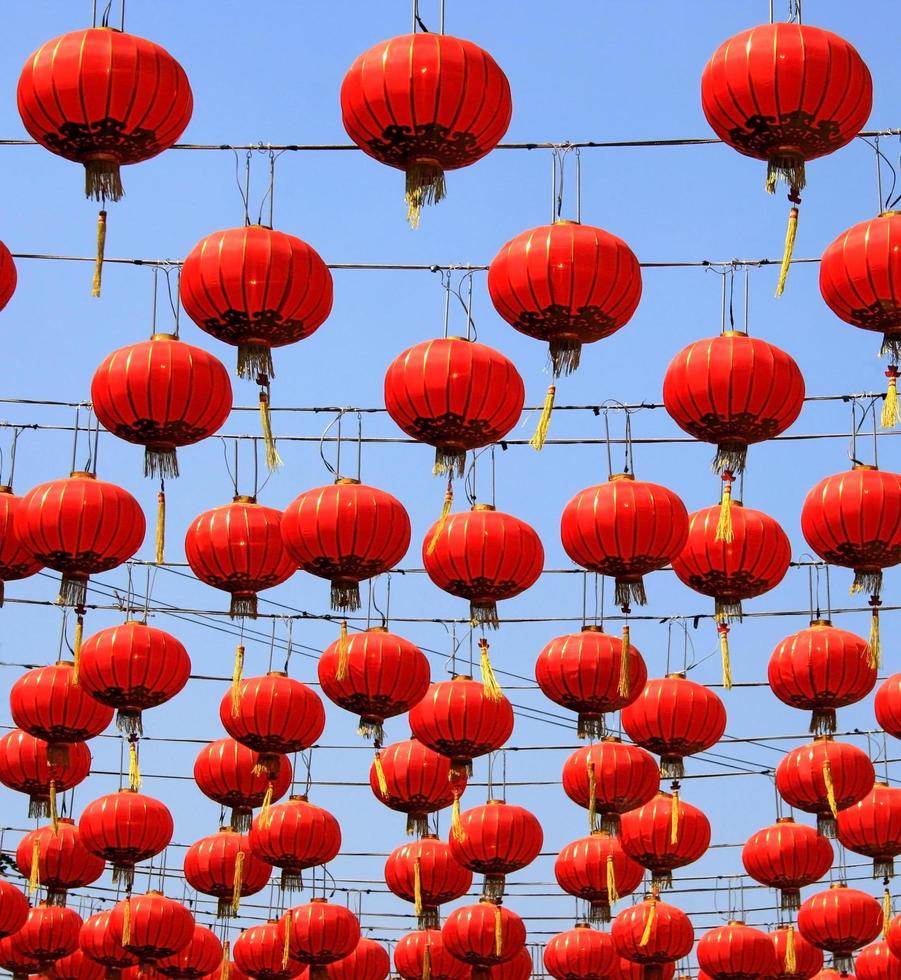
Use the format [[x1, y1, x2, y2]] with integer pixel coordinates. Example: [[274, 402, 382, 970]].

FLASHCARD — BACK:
[[55, 659, 75, 668], [486, 799, 505, 806], [150, 333, 178, 342], [452, 674, 473, 682], [665, 671, 687, 680], [0, 486, 11, 495], [581, 625, 604, 633], [445, 335, 471, 343], [289, 794, 309, 802], [553, 218, 579, 226], [472, 503, 495, 512], [69, 471, 96, 480], [721, 330, 748, 338], [609, 473, 634, 482], [809, 619, 833, 628], [266, 670, 288, 678], [335, 477, 360, 486], [727, 919, 745, 926], [852, 463, 878, 471], [879, 210, 901, 218], [602, 735, 622, 744], [421, 833, 438, 840], [829, 881, 847, 889], [233, 495, 256, 504], [813, 734, 834, 742], [366, 626, 389, 634], [478, 897, 500, 906], [574, 922, 592, 929], [310, 897, 328, 904], [776, 816, 795, 824], [875, 779, 889, 787]]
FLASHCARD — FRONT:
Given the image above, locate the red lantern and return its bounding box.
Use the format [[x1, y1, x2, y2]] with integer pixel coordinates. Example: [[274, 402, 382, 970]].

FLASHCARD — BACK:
[[16, 818, 104, 906], [561, 737, 659, 835], [78, 621, 190, 735], [448, 800, 543, 899], [875, 675, 901, 739], [775, 737, 876, 837], [183, 828, 272, 918], [697, 922, 778, 980], [369, 737, 468, 836], [0, 879, 28, 938], [248, 794, 341, 892], [185, 497, 295, 618], [0, 934, 41, 980], [837, 782, 901, 878], [487, 946, 533, 979], [286, 899, 361, 976], [155, 925, 222, 980], [619, 789, 711, 889], [561, 475, 689, 609], [535, 626, 647, 739], [394, 929, 469, 980], [770, 927, 824, 980], [890, 916, 901, 959], [91, 334, 232, 477], [611, 895, 694, 975], [14, 903, 82, 965], [0, 243, 16, 313], [544, 923, 617, 980], [326, 938, 390, 980], [613, 959, 675, 980], [384, 337, 524, 476], [769, 621, 876, 735], [0, 729, 90, 818], [620, 674, 727, 779], [423, 504, 543, 627], [442, 900, 527, 975], [50, 949, 106, 980], [318, 626, 430, 743], [0, 485, 42, 605], [209, 961, 251, 980], [17, 472, 145, 606], [194, 737, 292, 832], [282, 479, 411, 612], [9, 662, 113, 764], [221, 672, 325, 775], [856, 942, 901, 980], [798, 885, 883, 973], [233, 920, 303, 980], [555, 831, 644, 924], [78, 788, 174, 889], [79, 909, 139, 977], [662, 332, 805, 473], [340, 33, 511, 226], [108, 892, 195, 964], [488, 221, 642, 376], [741, 817, 834, 910], [385, 835, 472, 929]]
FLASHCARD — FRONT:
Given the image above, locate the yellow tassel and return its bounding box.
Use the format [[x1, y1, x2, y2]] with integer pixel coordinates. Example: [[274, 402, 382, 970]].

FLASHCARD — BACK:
[[494, 905, 503, 957], [426, 481, 453, 557], [49, 780, 59, 834], [617, 626, 631, 699], [479, 638, 503, 701], [281, 910, 292, 969], [73, 614, 84, 686], [884, 888, 892, 940], [231, 645, 245, 718], [405, 162, 446, 229], [882, 367, 900, 429], [259, 783, 274, 829], [91, 209, 107, 298], [374, 751, 390, 798], [232, 850, 244, 914], [529, 384, 555, 451], [869, 601, 881, 670], [336, 621, 349, 682], [128, 739, 141, 792], [639, 898, 656, 947], [587, 759, 598, 833], [155, 487, 165, 565], [221, 942, 231, 980], [823, 757, 838, 817], [414, 857, 423, 918], [715, 475, 734, 544], [670, 790, 680, 845], [785, 926, 797, 974], [122, 897, 132, 947], [606, 855, 619, 904], [451, 790, 465, 843], [422, 942, 432, 980], [775, 206, 799, 297], [259, 388, 283, 471], [718, 623, 732, 691], [28, 838, 40, 895]]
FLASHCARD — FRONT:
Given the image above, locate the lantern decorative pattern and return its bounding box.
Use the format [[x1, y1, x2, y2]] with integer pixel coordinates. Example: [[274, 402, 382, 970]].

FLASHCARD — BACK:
[[741, 818, 834, 910], [384, 835, 472, 929], [797, 885, 883, 973], [0, 729, 91, 819], [15, 818, 105, 906], [555, 831, 644, 924], [836, 782, 901, 878], [183, 828, 272, 918]]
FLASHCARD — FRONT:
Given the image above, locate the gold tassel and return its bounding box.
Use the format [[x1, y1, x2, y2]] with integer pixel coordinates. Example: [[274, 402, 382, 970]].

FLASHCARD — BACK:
[[479, 637, 503, 701], [606, 855, 619, 904], [73, 614, 84, 686], [451, 790, 465, 843], [869, 599, 881, 669], [259, 783, 274, 829], [718, 623, 732, 691], [587, 759, 598, 833], [422, 942, 432, 980], [49, 780, 59, 833], [155, 486, 165, 565], [374, 751, 390, 798], [882, 367, 900, 429], [259, 388, 283, 471], [670, 790, 680, 845], [231, 645, 245, 718], [128, 739, 142, 792], [91, 209, 107, 298], [617, 626, 631, 699], [639, 898, 656, 947], [122, 897, 132, 947], [336, 621, 349, 682], [28, 838, 40, 895], [494, 905, 503, 957], [414, 858, 423, 918], [405, 162, 446, 229], [775, 205, 799, 297], [884, 888, 892, 940], [715, 474, 734, 544], [785, 925, 797, 973], [221, 942, 231, 980], [529, 384, 555, 451], [281, 910, 292, 969], [232, 850, 244, 915], [426, 480, 453, 557], [823, 757, 838, 817]]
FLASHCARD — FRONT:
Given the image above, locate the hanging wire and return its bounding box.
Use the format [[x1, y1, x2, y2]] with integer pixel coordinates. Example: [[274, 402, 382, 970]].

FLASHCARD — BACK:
[[319, 410, 354, 479], [220, 438, 239, 497], [6, 427, 22, 488], [859, 136, 898, 212], [233, 151, 252, 226], [412, 0, 430, 32]]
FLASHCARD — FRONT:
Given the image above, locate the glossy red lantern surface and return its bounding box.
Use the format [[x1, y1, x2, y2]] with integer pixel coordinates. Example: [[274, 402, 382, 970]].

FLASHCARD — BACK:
[[385, 835, 472, 929], [770, 927, 824, 980], [697, 922, 778, 980], [855, 942, 901, 980], [0, 729, 90, 817], [442, 901, 527, 970], [78, 621, 190, 735], [562, 737, 660, 835], [797, 885, 883, 973], [234, 920, 303, 980], [890, 916, 901, 959], [535, 626, 647, 739], [394, 929, 470, 980], [561, 475, 689, 609], [672, 503, 791, 620], [769, 621, 876, 734], [837, 782, 901, 877], [249, 794, 341, 891], [17, 472, 145, 605], [409, 676, 515, 769], [194, 737, 292, 832], [384, 337, 524, 476], [613, 959, 675, 980], [423, 504, 543, 627], [318, 626, 430, 742], [620, 674, 727, 779], [286, 900, 360, 968], [282, 479, 410, 612], [325, 938, 390, 980], [876, 674, 901, 739], [0, 879, 28, 939], [611, 897, 694, 965], [49, 949, 106, 980], [0, 934, 41, 979], [0, 243, 16, 312], [776, 738, 876, 837], [488, 221, 642, 376], [78, 788, 174, 888], [183, 829, 271, 918], [801, 466, 901, 595], [369, 737, 468, 835], [155, 925, 222, 979], [78, 909, 138, 973], [742, 817, 834, 910], [14, 904, 81, 964], [108, 892, 195, 962], [555, 831, 644, 924], [662, 332, 805, 473], [544, 923, 616, 979], [16, 28, 192, 198], [185, 497, 295, 618], [16, 818, 104, 905], [0, 486, 42, 604], [180, 226, 332, 379]]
